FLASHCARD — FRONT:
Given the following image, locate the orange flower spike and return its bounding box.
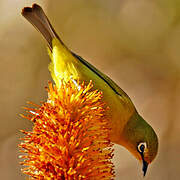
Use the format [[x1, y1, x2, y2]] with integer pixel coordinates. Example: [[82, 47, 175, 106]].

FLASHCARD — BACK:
[[19, 80, 114, 179]]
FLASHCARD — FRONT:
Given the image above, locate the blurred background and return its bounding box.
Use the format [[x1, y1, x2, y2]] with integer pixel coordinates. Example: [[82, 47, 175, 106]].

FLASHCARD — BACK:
[[0, 0, 180, 179]]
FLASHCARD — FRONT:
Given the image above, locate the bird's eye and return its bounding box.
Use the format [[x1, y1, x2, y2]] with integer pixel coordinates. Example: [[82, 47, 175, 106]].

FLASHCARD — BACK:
[[137, 142, 147, 153]]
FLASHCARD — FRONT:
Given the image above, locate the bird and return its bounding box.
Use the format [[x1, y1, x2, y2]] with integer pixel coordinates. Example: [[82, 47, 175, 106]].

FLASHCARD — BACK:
[[21, 4, 158, 176]]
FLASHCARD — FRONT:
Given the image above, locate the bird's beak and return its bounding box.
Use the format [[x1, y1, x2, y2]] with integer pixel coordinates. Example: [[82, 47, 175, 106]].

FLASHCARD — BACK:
[[142, 158, 148, 176], [139, 151, 148, 177], [139, 151, 148, 176]]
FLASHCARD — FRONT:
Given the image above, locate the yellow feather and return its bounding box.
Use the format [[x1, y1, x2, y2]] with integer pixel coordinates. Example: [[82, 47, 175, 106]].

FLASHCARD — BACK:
[[48, 38, 79, 88]]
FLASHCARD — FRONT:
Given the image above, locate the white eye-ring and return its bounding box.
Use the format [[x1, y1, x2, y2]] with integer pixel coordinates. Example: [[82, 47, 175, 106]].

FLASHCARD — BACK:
[[137, 142, 147, 153]]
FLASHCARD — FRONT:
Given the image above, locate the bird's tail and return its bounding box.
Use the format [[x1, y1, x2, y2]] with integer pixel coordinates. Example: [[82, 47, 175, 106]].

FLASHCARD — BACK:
[[22, 4, 64, 50], [22, 4, 79, 87]]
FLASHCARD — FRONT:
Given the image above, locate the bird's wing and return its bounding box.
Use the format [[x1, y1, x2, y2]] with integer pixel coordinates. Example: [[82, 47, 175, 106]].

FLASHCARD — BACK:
[[72, 53, 136, 114], [72, 53, 130, 97]]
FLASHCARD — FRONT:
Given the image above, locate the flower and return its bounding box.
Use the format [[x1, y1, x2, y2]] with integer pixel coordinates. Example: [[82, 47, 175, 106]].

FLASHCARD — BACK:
[[19, 80, 114, 179]]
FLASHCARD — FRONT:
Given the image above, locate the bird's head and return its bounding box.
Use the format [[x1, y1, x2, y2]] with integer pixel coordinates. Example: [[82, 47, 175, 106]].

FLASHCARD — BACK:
[[121, 112, 158, 176]]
